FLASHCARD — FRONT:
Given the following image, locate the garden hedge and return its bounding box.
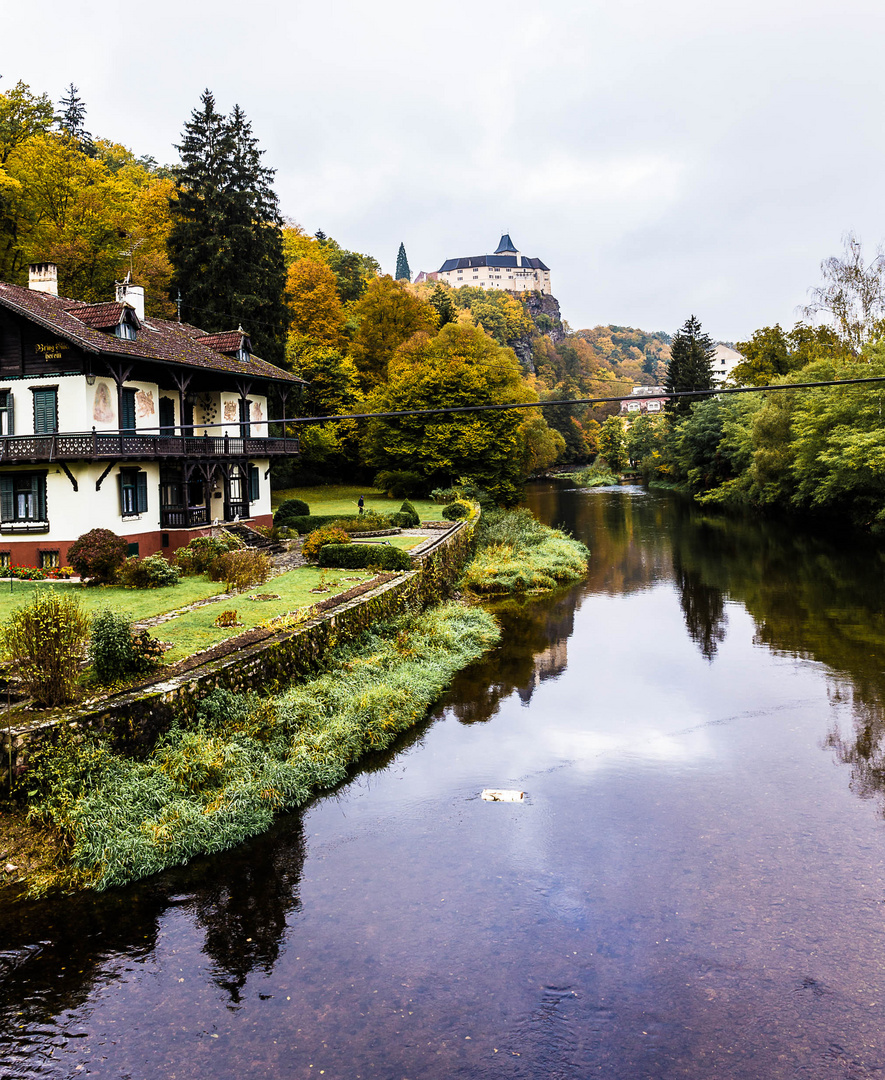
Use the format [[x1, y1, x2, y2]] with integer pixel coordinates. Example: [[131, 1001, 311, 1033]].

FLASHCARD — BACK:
[[318, 543, 412, 571]]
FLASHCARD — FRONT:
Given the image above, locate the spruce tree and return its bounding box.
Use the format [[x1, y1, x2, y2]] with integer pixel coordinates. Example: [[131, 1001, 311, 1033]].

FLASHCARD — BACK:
[[168, 90, 287, 365], [395, 242, 411, 281], [57, 83, 91, 145], [665, 314, 715, 416], [429, 284, 456, 327]]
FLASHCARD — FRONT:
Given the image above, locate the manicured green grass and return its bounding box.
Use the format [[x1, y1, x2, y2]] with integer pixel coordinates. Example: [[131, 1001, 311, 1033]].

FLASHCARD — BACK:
[[271, 484, 442, 521], [154, 566, 377, 663], [0, 577, 226, 625], [357, 535, 423, 550]]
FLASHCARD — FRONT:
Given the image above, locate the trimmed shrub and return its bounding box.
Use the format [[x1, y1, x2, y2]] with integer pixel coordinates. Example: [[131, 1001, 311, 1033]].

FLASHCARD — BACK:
[[397, 500, 420, 527], [173, 534, 242, 575], [373, 469, 424, 498], [208, 549, 272, 593], [67, 529, 129, 584], [282, 513, 398, 534], [301, 526, 351, 562], [274, 498, 311, 527], [442, 499, 472, 520], [3, 590, 90, 705], [318, 543, 412, 571], [119, 554, 181, 589]]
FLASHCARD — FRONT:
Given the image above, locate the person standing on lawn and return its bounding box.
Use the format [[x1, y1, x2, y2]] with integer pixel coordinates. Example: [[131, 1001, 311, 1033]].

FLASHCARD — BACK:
[[358, 495, 364, 515]]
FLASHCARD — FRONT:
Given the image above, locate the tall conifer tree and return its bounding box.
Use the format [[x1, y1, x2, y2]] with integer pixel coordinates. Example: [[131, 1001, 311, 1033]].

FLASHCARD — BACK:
[[57, 83, 90, 142], [168, 90, 287, 365], [395, 242, 411, 281], [665, 315, 715, 416]]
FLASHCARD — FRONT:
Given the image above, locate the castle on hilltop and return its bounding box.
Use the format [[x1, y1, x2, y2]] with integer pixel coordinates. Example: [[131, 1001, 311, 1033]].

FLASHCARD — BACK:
[[430, 235, 552, 295]]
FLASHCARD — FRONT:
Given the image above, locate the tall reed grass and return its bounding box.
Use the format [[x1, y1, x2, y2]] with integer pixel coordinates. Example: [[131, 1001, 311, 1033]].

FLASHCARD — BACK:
[[25, 603, 499, 893], [461, 508, 589, 594]]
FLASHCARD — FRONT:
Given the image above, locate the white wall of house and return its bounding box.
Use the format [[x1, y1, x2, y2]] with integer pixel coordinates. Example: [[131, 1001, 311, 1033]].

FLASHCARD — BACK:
[[438, 265, 552, 294]]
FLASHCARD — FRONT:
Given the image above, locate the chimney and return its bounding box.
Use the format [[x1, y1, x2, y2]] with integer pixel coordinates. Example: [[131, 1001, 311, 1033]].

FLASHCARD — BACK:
[[115, 277, 145, 322], [28, 263, 59, 296]]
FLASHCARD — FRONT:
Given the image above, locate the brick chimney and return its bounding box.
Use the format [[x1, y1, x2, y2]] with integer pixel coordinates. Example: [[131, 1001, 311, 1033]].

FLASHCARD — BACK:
[[28, 263, 59, 296]]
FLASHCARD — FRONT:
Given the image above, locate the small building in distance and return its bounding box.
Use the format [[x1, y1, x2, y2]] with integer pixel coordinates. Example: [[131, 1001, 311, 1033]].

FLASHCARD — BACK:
[[434, 235, 552, 295], [619, 386, 668, 416], [711, 344, 744, 387]]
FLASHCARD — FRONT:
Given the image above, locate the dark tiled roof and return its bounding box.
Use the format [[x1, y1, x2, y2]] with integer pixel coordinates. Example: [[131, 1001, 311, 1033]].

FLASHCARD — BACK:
[[0, 283, 303, 384], [197, 330, 249, 354], [438, 255, 550, 273], [494, 233, 518, 253], [63, 301, 129, 329]]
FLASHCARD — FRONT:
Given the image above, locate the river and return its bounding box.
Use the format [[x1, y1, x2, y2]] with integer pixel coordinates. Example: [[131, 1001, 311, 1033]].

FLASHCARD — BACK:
[[2, 483, 885, 1079]]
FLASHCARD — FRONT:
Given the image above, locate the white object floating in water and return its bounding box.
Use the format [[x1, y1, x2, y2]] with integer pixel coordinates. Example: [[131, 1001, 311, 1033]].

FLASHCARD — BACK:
[[481, 789, 524, 802]]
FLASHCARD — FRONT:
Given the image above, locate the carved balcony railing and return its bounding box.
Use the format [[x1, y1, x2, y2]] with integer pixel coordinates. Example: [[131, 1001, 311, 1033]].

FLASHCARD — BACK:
[[0, 431, 300, 464]]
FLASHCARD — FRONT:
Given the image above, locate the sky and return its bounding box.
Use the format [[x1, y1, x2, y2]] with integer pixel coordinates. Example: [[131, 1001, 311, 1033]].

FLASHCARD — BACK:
[[5, 0, 885, 341]]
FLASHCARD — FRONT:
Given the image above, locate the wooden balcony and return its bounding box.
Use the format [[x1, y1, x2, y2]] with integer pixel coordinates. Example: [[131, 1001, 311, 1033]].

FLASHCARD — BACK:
[[0, 430, 300, 465]]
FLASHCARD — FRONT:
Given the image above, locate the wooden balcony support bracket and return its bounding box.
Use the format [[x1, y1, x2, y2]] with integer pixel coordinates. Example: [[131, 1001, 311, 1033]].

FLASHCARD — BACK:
[[95, 460, 117, 491], [59, 462, 78, 492]]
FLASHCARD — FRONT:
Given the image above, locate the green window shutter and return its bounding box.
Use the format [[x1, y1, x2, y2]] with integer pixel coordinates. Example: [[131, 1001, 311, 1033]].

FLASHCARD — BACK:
[[33, 389, 57, 434], [121, 389, 136, 432], [249, 464, 259, 502], [7, 392, 14, 436], [0, 476, 12, 522], [136, 471, 148, 513], [33, 474, 46, 520]]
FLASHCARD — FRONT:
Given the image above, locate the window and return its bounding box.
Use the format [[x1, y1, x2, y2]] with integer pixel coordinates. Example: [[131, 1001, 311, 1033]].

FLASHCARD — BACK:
[[249, 464, 259, 502], [0, 552, 10, 569], [0, 472, 47, 525], [39, 550, 59, 569], [114, 321, 136, 340], [32, 388, 57, 434], [121, 388, 137, 432], [118, 469, 148, 516], [239, 398, 251, 438], [0, 390, 14, 436], [159, 397, 176, 436]]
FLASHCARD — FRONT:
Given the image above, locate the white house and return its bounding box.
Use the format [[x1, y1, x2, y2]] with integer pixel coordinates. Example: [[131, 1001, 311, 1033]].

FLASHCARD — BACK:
[[619, 386, 668, 415], [435, 235, 552, 295], [712, 344, 744, 387], [0, 265, 303, 569]]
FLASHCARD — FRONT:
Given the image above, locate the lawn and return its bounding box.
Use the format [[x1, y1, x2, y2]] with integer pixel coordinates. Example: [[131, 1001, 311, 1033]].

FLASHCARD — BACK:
[[152, 566, 378, 662], [0, 576, 226, 625], [271, 484, 443, 522]]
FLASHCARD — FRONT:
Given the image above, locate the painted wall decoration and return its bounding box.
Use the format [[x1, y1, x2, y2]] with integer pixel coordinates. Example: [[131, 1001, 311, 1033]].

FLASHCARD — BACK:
[[93, 382, 114, 423], [223, 400, 238, 422], [250, 401, 264, 424], [135, 389, 155, 418]]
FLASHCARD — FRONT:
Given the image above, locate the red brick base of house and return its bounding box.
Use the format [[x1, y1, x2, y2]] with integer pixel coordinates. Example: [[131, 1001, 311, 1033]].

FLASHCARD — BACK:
[[0, 514, 274, 570]]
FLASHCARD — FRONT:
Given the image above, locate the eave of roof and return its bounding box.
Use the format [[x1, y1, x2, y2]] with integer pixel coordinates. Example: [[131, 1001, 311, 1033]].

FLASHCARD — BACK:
[[0, 283, 304, 385]]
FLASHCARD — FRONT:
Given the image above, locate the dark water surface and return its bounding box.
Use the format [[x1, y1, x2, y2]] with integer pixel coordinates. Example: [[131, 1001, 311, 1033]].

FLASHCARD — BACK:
[[4, 484, 885, 1078]]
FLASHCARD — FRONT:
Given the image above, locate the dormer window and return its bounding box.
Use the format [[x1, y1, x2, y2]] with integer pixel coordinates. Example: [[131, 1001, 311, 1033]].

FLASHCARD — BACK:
[[237, 345, 250, 363], [114, 321, 136, 341]]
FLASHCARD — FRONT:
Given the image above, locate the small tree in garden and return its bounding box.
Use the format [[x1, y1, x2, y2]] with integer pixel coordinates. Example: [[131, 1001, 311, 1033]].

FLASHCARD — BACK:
[[208, 549, 271, 592], [67, 529, 128, 584], [301, 526, 351, 562], [3, 590, 90, 705], [90, 609, 164, 683]]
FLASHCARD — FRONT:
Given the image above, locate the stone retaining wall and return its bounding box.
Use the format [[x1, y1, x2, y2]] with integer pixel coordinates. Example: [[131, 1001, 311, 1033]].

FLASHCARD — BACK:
[[0, 516, 476, 787]]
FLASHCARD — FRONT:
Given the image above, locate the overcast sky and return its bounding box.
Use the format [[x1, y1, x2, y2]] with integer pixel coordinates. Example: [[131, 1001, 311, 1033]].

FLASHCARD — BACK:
[[6, 0, 885, 340]]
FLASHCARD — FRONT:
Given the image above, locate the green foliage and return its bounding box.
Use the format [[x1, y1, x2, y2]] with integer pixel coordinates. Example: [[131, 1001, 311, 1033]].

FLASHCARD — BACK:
[[598, 415, 627, 472], [462, 508, 588, 594], [373, 470, 425, 498], [67, 529, 128, 584], [349, 276, 438, 387], [301, 526, 351, 562], [26, 604, 500, 890], [172, 534, 242, 575], [397, 500, 420, 527], [429, 284, 456, 327], [274, 498, 311, 526], [395, 241, 411, 281], [665, 315, 715, 415], [208, 549, 272, 593], [90, 608, 163, 684], [2, 590, 89, 705], [119, 554, 181, 589], [732, 323, 852, 386], [168, 91, 287, 364], [442, 499, 472, 520], [364, 322, 532, 504], [318, 543, 412, 571], [279, 512, 394, 534], [560, 464, 618, 487]]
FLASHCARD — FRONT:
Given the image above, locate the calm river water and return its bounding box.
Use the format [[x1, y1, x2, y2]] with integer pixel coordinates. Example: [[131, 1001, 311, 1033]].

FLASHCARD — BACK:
[[3, 484, 885, 1079]]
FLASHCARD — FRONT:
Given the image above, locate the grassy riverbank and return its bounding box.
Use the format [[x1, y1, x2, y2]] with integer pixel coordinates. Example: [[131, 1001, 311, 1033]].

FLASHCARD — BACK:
[[19, 602, 499, 895], [462, 508, 589, 594]]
